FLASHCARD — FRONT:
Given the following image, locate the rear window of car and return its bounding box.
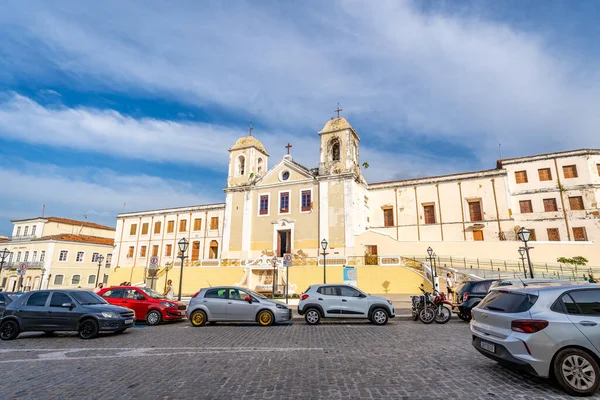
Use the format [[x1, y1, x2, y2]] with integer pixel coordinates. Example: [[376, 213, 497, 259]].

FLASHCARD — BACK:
[[317, 286, 338, 296], [204, 288, 226, 299], [471, 282, 492, 293], [478, 291, 538, 313]]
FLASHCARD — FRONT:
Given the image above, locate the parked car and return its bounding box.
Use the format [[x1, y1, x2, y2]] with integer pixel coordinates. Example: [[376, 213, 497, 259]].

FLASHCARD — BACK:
[[0, 292, 16, 315], [471, 283, 600, 396], [489, 278, 571, 291], [297, 284, 395, 325], [0, 290, 135, 340], [98, 286, 187, 325], [452, 279, 496, 321], [187, 286, 292, 326]]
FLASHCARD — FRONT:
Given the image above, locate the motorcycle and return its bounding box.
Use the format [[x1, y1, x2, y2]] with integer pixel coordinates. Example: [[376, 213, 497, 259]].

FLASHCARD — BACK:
[[414, 285, 453, 324]]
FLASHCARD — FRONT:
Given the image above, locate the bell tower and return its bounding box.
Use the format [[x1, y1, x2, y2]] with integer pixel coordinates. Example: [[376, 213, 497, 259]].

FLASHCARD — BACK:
[[318, 106, 361, 177], [227, 123, 269, 188]]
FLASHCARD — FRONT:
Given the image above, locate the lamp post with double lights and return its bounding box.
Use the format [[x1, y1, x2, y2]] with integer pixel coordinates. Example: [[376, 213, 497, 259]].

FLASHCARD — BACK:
[[427, 247, 437, 289], [95, 254, 105, 288], [271, 255, 278, 299], [321, 239, 329, 284], [518, 228, 534, 279], [518, 247, 527, 278], [177, 238, 189, 301]]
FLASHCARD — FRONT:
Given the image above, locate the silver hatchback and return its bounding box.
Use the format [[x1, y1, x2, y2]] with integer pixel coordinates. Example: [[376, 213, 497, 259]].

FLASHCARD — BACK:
[[186, 286, 292, 327], [471, 283, 600, 396]]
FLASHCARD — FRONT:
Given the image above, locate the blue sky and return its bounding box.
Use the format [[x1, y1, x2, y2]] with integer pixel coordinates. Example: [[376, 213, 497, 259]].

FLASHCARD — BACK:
[[1, 0, 599, 235]]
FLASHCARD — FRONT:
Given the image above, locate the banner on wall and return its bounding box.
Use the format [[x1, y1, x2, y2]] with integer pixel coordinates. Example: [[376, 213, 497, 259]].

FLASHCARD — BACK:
[[343, 266, 357, 286]]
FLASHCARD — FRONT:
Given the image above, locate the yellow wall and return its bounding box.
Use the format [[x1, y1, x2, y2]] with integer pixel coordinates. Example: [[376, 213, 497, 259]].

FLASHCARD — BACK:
[[356, 266, 432, 294]]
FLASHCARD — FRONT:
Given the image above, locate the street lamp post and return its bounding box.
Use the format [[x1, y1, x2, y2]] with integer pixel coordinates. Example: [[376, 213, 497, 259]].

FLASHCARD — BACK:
[[95, 254, 105, 287], [427, 247, 437, 290], [177, 238, 189, 301], [0, 248, 10, 291], [518, 247, 527, 279], [321, 239, 329, 284], [39, 268, 46, 290], [271, 255, 277, 299], [164, 262, 171, 292], [518, 228, 534, 279]]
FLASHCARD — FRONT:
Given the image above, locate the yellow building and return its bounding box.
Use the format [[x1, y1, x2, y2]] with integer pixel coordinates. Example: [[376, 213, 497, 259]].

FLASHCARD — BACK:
[[0, 217, 115, 291]]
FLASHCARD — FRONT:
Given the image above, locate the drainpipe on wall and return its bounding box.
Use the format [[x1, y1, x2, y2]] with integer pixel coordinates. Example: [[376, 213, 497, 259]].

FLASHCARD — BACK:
[[458, 182, 466, 241]]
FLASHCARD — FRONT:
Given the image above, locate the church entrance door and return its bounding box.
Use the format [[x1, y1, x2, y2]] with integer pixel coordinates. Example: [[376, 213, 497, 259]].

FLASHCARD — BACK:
[[277, 230, 291, 257]]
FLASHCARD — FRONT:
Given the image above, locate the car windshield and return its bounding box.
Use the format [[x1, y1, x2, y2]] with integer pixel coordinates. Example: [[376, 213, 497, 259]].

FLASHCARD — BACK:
[[246, 289, 268, 299], [141, 288, 165, 299], [71, 291, 107, 305]]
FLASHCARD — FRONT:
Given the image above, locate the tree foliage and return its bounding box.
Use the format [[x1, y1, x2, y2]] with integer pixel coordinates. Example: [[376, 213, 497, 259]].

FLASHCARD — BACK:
[[557, 256, 588, 266]]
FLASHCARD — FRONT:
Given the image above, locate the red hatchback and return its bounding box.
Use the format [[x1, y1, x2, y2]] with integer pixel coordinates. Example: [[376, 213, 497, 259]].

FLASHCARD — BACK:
[[98, 286, 187, 325]]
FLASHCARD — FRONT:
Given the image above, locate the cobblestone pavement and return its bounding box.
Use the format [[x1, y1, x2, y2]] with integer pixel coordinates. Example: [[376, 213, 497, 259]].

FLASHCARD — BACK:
[[0, 319, 583, 399]]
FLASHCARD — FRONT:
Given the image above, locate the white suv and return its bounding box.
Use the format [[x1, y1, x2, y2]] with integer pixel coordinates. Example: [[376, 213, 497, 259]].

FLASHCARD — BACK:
[[298, 284, 395, 325]]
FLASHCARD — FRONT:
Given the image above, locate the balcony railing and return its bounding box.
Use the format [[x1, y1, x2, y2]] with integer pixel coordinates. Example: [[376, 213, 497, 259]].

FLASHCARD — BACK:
[[7, 235, 38, 242]]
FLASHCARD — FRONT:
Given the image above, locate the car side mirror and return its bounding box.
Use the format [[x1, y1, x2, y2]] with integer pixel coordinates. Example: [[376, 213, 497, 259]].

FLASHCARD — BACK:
[[62, 302, 74, 308], [244, 295, 252, 303], [359, 293, 367, 298]]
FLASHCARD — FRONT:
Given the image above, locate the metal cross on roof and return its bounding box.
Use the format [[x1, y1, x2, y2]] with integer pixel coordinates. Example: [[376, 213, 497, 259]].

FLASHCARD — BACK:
[[335, 103, 342, 118], [249, 121, 253, 136], [285, 143, 292, 155]]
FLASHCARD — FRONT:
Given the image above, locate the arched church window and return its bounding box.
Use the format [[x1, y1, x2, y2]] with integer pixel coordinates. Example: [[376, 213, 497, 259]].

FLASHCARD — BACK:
[[237, 155, 246, 176], [331, 138, 341, 162], [257, 158, 263, 175]]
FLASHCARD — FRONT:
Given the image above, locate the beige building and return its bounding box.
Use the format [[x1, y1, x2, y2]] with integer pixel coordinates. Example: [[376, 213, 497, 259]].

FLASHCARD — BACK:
[[0, 217, 115, 291]]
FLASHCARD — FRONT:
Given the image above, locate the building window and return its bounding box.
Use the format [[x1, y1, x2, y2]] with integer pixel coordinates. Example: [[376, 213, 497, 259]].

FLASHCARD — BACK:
[[59, 250, 68, 262], [24, 226, 29, 236], [547, 228, 560, 241], [543, 198, 558, 212], [141, 223, 149, 235], [468, 200, 482, 222], [16, 252, 21, 262], [515, 170, 528, 184], [32, 225, 38, 236], [301, 190, 312, 212], [154, 221, 162, 234], [209, 240, 219, 259], [127, 247, 134, 258], [71, 275, 81, 285], [257, 158, 263, 175], [130, 224, 137, 235], [152, 245, 159, 257], [194, 218, 202, 231], [237, 155, 246, 176], [167, 220, 175, 233], [563, 165, 578, 179], [40, 251, 45, 262], [140, 246, 147, 258], [280, 192, 290, 213], [330, 138, 341, 162], [76, 251, 85, 262], [383, 208, 394, 227], [54, 275, 64, 285], [519, 200, 533, 214], [16, 227, 21, 236], [423, 204, 436, 224], [24, 251, 29, 262], [573, 227, 588, 241], [165, 244, 172, 257], [91, 253, 100, 262], [260, 195, 269, 215], [210, 217, 219, 230], [32, 251, 37, 262], [528, 229, 537, 241], [365, 245, 378, 265], [473, 231, 484, 241], [597, 164, 600, 176], [179, 219, 187, 232], [569, 196, 584, 211], [538, 168, 552, 181], [103, 274, 109, 284], [191, 241, 200, 261], [88, 275, 96, 285]]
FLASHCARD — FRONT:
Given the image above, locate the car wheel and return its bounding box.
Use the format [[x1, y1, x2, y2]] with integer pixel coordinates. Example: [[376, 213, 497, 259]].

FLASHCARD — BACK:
[[554, 348, 600, 396], [371, 308, 389, 325], [419, 307, 435, 324], [146, 310, 162, 326], [304, 309, 321, 325], [257, 310, 274, 326], [190, 310, 207, 327], [78, 319, 99, 340], [0, 320, 20, 341]]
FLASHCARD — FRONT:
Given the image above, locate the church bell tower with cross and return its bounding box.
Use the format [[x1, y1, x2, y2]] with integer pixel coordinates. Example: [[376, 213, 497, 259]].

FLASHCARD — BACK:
[[318, 104, 362, 177], [226, 122, 270, 188]]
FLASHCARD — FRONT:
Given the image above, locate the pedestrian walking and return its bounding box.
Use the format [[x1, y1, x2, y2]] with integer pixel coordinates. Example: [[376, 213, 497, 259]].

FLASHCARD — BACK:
[[93, 283, 104, 293], [588, 274, 598, 283], [164, 279, 174, 299], [445, 272, 454, 302]]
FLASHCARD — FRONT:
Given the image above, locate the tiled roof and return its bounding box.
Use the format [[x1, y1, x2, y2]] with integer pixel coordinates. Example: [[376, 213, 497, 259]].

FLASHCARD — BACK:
[[35, 234, 114, 246]]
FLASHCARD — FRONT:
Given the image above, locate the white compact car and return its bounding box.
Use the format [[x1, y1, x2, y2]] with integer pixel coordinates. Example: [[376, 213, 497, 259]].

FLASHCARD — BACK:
[[471, 283, 600, 396]]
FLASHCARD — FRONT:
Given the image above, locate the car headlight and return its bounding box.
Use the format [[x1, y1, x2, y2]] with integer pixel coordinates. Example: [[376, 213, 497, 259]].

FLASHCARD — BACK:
[[161, 302, 176, 308], [387, 300, 393, 305], [276, 304, 287, 310], [101, 311, 120, 319]]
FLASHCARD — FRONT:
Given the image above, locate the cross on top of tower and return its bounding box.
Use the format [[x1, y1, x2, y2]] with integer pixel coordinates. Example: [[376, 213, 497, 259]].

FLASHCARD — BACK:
[[285, 143, 292, 155], [249, 121, 253, 137], [335, 103, 342, 118]]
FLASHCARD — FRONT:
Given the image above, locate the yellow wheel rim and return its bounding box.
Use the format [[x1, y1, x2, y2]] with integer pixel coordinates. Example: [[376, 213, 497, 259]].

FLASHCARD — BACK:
[[259, 312, 272, 325], [192, 312, 204, 326]]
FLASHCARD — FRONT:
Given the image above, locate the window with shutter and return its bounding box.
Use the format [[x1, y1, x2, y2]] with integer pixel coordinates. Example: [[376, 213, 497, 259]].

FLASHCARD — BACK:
[[127, 247, 134, 258], [597, 164, 600, 176], [191, 241, 200, 261], [165, 244, 172, 257], [152, 245, 159, 257], [209, 240, 219, 259], [140, 246, 147, 257], [154, 221, 161, 234], [259, 195, 269, 215], [383, 208, 394, 227], [473, 231, 484, 241], [179, 220, 187, 232], [547, 228, 560, 241], [423, 204, 436, 224], [543, 198, 558, 212], [529, 229, 537, 241], [279, 192, 290, 213], [210, 217, 219, 230], [468, 201, 482, 221], [194, 218, 202, 231], [130, 224, 137, 235], [167, 221, 174, 233], [301, 190, 312, 212], [519, 200, 533, 213], [563, 165, 578, 179], [573, 227, 588, 241], [515, 170, 528, 183], [538, 168, 552, 181], [569, 196, 584, 210], [141, 223, 149, 235]]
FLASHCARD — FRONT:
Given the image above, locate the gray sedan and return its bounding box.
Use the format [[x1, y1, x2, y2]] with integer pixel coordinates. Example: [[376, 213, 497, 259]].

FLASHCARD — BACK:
[[186, 286, 292, 326]]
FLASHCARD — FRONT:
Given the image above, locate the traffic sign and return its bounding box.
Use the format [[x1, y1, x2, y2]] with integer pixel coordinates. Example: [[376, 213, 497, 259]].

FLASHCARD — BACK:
[[283, 253, 292, 267], [17, 262, 27, 276], [149, 256, 159, 270]]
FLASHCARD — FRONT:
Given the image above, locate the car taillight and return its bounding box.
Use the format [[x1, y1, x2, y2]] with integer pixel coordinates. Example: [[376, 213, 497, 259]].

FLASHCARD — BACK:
[[191, 291, 200, 298], [463, 293, 469, 302], [511, 320, 549, 334], [301, 294, 309, 300]]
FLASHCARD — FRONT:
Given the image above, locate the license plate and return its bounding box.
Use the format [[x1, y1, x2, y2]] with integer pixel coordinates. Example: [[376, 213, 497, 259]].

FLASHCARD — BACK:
[[125, 319, 134, 324], [480, 340, 495, 353]]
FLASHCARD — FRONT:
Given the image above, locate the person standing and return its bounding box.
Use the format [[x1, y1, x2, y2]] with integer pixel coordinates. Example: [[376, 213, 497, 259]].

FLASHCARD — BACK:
[[445, 273, 454, 302], [164, 279, 174, 299], [93, 283, 104, 293]]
